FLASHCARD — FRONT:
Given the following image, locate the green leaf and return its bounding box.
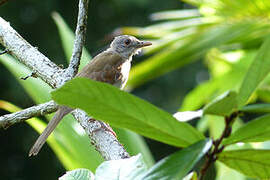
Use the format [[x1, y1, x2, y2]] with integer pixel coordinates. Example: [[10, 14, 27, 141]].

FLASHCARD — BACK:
[[59, 168, 94, 180], [203, 91, 238, 116], [218, 149, 270, 179], [139, 139, 212, 180], [52, 78, 205, 147], [215, 161, 247, 180], [223, 114, 270, 145], [95, 154, 147, 180], [240, 103, 270, 114], [238, 35, 270, 107]]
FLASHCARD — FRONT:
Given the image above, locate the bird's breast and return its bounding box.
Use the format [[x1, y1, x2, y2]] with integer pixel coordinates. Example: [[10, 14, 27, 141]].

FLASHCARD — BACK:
[[114, 60, 131, 89]]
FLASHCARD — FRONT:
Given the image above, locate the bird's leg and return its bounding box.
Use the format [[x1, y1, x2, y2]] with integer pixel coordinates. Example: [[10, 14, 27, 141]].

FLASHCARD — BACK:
[[89, 118, 117, 137]]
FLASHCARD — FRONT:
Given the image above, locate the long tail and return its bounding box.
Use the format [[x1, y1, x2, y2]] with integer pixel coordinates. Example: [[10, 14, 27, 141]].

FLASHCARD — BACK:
[[28, 106, 72, 156]]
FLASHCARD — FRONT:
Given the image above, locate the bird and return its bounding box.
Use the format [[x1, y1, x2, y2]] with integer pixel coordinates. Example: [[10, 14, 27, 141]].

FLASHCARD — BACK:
[[28, 35, 152, 156]]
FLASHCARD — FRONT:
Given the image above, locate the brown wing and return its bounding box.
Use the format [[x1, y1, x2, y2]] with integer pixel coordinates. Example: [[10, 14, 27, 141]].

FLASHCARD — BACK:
[[76, 51, 125, 85]]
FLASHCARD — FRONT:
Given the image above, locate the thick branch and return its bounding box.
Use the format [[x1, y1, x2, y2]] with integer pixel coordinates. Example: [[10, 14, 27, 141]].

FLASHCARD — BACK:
[[73, 110, 130, 160], [65, 0, 89, 79], [0, 101, 58, 129], [0, 17, 65, 88]]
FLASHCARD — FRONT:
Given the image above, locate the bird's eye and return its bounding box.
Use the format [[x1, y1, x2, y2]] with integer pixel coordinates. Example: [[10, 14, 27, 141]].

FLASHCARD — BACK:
[[124, 39, 131, 45]]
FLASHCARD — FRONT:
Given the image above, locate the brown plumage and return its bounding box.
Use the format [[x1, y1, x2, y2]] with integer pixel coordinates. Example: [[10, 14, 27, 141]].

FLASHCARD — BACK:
[[29, 35, 152, 156]]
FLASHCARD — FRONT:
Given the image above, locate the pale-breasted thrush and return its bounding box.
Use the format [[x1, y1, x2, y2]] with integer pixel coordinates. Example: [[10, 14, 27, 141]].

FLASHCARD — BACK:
[[29, 35, 152, 156]]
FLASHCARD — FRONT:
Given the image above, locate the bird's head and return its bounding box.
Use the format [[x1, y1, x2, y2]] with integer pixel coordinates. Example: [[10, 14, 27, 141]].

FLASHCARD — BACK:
[[110, 35, 152, 59]]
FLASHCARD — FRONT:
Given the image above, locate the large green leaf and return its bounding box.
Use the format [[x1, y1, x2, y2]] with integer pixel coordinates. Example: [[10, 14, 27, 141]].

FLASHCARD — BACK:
[[139, 139, 212, 180], [52, 78, 205, 147], [53, 12, 154, 166], [238, 35, 270, 107], [203, 91, 238, 116], [223, 114, 270, 145], [218, 149, 270, 179]]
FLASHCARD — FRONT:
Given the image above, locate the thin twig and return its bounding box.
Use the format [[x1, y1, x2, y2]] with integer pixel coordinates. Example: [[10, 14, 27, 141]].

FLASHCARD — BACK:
[[65, 0, 89, 81], [199, 112, 238, 180], [0, 101, 58, 129]]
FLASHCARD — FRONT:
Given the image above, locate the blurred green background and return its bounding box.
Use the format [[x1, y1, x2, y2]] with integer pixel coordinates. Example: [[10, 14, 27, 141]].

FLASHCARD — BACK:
[[0, 0, 197, 179]]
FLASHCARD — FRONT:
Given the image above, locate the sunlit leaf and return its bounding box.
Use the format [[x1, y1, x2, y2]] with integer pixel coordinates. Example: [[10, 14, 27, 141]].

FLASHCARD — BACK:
[[203, 91, 238, 116], [238, 35, 270, 107], [218, 149, 270, 179], [223, 114, 270, 145], [215, 161, 247, 180]]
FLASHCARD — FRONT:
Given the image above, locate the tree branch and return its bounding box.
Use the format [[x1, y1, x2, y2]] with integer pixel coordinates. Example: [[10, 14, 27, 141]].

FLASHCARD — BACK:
[[0, 17, 65, 88], [199, 112, 238, 180], [65, 0, 89, 80], [0, 101, 58, 129], [0, 0, 130, 160], [73, 110, 130, 160]]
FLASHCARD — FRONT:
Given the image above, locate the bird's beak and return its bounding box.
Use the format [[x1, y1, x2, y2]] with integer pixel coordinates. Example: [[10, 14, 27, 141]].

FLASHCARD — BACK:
[[137, 41, 152, 48]]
